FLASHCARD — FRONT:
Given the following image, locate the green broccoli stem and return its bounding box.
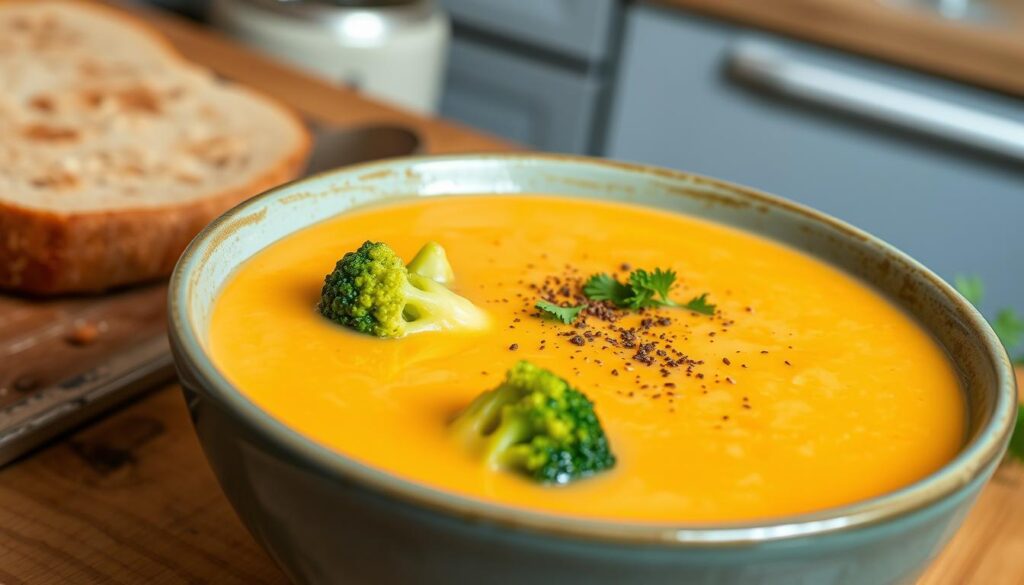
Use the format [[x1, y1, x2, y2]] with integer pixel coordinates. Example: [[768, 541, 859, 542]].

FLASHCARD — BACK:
[[484, 414, 532, 467], [407, 241, 455, 285], [450, 384, 533, 468], [402, 274, 489, 335], [449, 382, 519, 441]]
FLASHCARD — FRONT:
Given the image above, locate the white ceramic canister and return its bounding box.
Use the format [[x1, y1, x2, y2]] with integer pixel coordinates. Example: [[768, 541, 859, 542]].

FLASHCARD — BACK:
[[211, 0, 449, 114]]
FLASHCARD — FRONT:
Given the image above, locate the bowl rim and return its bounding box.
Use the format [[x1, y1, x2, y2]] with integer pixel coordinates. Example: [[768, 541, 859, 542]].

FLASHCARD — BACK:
[[168, 153, 1018, 547]]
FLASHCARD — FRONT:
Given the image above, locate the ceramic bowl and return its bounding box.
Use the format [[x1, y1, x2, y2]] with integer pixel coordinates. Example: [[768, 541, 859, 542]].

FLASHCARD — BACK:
[[168, 154, 1017, 585]]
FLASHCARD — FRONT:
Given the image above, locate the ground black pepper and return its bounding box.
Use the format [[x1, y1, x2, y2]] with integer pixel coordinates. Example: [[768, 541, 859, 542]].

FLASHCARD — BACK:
[[511, 260, 756, 408]]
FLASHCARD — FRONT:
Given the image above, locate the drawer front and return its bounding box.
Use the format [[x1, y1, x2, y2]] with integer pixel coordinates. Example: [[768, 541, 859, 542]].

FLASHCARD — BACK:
[[441, 37, 602, 153], [439, 0, 618, 62], [606, 5, 1024, 315]]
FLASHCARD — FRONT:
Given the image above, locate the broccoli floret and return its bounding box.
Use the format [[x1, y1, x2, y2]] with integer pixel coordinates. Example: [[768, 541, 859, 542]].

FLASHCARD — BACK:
[[319, 241, 488, 338], [407, 241, 455, 285], [450, 361, 616, 484]]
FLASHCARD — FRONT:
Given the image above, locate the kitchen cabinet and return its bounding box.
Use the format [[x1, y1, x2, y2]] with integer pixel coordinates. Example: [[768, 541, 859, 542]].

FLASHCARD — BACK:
[[606, 4, 1024, 315], [438, 0, 618, 153], [438, 0, 618, 62], [440, 37, 602, 153]]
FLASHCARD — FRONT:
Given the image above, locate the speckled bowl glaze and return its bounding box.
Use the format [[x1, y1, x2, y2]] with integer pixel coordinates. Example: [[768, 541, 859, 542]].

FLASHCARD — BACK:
[[168, 154, 1017, 585]]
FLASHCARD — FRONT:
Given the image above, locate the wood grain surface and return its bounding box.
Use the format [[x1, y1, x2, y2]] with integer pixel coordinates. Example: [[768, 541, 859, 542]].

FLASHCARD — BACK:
[[0, 285, 165, 414], [0, 3, 1018, 584], [650, 0, 1024, 99], [0, 388, 288, 585]]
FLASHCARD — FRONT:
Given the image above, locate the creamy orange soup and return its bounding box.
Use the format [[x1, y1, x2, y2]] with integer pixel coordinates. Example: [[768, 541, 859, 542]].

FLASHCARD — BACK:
[[209, 195, 965, 522]]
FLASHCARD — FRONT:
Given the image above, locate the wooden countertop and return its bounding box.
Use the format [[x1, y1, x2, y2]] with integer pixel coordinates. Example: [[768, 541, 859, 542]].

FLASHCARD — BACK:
[[650, 0, 1024, 99], [0, 3, 1019, 584]]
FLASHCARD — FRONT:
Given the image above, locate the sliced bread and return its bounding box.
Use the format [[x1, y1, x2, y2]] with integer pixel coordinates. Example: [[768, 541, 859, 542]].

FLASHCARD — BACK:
[[0, 0, 311, 294]]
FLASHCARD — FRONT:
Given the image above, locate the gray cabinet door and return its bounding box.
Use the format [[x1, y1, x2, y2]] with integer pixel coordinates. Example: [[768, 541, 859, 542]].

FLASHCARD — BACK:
[[605, 5, 1024, 316], [439, 0, 618, 62], [441, 37, 603, 153]]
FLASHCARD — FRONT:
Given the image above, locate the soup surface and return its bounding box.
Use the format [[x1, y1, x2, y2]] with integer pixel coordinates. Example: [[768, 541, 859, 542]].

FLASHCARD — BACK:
[[209, 195, 964, 522]]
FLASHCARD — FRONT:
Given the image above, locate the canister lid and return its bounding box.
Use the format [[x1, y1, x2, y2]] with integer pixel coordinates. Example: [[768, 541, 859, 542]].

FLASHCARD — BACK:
[[233, 0, 437, 39]]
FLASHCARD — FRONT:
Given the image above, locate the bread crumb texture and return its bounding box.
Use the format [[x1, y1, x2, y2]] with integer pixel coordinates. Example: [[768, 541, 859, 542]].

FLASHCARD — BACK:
[[0, 2, 304, 212], [0, 1, 309, 293]]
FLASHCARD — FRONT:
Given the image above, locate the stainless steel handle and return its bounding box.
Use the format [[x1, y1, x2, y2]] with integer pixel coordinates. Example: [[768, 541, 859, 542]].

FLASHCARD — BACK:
[[728, 41, 1024, 163]]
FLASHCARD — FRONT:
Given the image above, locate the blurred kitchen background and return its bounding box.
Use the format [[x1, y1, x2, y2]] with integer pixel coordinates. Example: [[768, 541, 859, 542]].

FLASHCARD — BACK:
[[141, 0, 1023, 318]]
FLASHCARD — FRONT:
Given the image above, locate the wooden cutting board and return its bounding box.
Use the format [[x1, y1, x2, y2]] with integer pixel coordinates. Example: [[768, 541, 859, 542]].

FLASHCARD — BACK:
[[0, 285, 172, 466]]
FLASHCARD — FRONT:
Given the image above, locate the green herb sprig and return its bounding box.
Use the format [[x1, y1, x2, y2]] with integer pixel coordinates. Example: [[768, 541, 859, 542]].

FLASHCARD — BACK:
[[583, 268, 716, 315], [535, 300, 585, 324]]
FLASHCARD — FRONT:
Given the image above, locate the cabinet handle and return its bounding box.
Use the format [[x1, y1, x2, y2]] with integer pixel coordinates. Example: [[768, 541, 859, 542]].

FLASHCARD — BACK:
[[728, 40, 1024, 163]]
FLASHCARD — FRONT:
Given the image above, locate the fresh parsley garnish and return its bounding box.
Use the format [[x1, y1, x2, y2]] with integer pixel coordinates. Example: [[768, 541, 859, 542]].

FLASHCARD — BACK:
[[628, 268, 677, 308], [582, 273, 633, 306], [682, 293, 716, 316], [535, 300, 584, 324], [582, 267, 716, 315]]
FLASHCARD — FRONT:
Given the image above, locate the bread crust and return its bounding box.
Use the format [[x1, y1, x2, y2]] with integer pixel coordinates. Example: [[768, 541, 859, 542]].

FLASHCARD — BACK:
[[0, 0, 312, 295], [0, 146, 307, 295]]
